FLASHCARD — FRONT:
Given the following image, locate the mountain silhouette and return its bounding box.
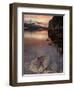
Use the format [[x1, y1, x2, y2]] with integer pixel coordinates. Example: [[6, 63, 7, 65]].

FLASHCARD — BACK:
[[24, 23, 47, 32]]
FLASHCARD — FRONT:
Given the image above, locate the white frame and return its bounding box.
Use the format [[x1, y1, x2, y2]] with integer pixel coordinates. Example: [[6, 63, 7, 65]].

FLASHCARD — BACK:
[[17, 7, 70, 83]]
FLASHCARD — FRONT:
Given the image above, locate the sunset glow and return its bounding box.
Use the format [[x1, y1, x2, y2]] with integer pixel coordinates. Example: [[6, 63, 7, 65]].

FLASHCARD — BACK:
[[24, 31, 48, 40], [24, 14, 53, 27], [24, 14, 53, 40]]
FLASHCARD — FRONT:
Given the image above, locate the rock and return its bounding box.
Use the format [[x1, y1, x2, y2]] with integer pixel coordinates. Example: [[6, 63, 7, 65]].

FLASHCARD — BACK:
[[29, 56, 50, 73], [48, 16, 63, 54]]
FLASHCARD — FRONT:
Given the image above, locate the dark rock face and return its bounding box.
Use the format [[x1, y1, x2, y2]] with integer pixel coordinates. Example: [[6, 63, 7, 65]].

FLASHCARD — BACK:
[[48, 16, 63, 53]]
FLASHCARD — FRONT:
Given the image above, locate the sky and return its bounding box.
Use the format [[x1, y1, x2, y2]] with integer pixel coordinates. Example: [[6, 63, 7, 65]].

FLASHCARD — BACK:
[[24, 14, 53, 27]]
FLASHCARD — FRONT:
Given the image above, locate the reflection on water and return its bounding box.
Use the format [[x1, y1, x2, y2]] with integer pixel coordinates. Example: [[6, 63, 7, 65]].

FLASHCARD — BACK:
[[23, 31, 63, 74], [24, 31, 48, 40]]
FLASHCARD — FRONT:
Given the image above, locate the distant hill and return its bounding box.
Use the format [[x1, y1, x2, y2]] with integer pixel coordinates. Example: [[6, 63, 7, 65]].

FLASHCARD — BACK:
[[24, 23, 48, 32]]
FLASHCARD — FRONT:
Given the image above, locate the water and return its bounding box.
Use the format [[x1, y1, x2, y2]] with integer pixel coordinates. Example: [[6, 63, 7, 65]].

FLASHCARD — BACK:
[[23, 38, 63, 74]]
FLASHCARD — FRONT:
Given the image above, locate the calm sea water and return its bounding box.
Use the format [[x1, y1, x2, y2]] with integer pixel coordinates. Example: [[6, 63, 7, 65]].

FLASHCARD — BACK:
[[23, 39, 63, 74]]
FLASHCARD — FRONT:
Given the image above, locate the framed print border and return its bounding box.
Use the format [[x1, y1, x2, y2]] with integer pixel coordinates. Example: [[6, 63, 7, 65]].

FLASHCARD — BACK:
[[9, 3, 72, 86]]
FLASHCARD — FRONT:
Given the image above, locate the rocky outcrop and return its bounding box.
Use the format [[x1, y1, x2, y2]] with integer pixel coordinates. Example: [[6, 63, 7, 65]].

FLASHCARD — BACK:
[[48, 16, 63, 53], [29, 56, 58, 73]]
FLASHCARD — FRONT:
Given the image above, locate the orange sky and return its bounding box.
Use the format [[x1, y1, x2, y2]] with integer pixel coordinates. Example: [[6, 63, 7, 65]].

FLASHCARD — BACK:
[[24, 14, 53, 27]]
